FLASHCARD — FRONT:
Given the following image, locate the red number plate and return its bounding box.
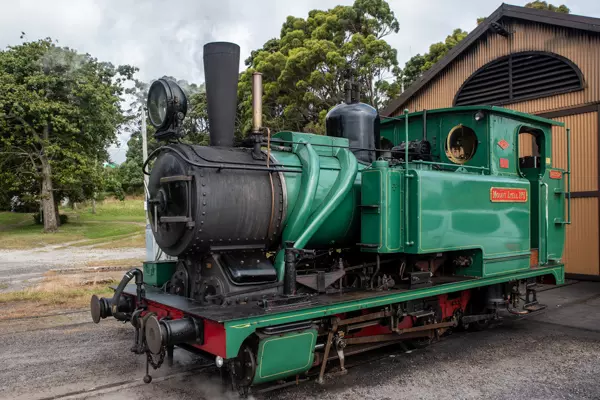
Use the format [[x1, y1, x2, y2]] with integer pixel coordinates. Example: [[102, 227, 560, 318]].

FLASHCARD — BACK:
[[549, 170, 562, 179], [490, 188, 528, 202]]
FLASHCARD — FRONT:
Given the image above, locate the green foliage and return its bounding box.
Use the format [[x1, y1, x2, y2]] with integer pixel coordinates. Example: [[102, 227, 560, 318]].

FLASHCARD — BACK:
[[399, 29, 468, 89], [478, 2, 570, 25], [0, 38, 137, 228], [101, 166, 125, 200], [524, 1, 570, 13], [238, 0, 400, 134]]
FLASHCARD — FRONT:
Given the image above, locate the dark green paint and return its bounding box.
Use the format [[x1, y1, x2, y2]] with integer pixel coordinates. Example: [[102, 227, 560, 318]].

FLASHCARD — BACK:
[[361, 160, 403, 252], [143, 261, 176, 287], [219, 108, 568, 368], [252, 328, 318, 384]]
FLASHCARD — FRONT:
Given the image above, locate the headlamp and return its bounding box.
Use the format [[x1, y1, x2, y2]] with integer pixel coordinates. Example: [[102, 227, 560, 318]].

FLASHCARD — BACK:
[[147, 78, 188, 139]]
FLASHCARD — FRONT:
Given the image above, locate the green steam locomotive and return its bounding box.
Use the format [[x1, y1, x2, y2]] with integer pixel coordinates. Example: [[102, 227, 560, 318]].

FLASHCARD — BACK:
[[90, 42, 570, 396]]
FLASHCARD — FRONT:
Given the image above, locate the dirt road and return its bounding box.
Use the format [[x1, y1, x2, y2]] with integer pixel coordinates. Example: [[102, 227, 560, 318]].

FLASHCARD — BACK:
[[0, 244, 144, 291], [1, 282, 599, 400]]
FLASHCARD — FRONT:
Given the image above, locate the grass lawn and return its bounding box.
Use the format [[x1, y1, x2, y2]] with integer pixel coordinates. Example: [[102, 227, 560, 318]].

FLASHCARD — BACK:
[[0, 197, 146, 250]]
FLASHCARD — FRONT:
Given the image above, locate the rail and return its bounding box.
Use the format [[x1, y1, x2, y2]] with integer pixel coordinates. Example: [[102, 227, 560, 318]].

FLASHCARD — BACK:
[[410, 160, 490, 172]]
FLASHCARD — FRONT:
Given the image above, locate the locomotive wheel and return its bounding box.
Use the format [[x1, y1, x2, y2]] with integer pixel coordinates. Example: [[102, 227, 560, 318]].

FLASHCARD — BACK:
[[230, 345, 256, 396]]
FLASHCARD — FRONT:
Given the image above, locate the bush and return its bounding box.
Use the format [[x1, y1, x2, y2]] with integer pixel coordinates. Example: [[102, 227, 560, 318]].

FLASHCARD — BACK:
[[60, 214, 69, 225], [33, 213, 69, 225]]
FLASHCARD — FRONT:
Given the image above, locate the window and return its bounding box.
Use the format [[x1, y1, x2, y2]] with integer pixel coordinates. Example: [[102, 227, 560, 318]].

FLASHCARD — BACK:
[[518, 126, 544, 173], [445, 125, 478, 165], [454, 52, 584, 106]]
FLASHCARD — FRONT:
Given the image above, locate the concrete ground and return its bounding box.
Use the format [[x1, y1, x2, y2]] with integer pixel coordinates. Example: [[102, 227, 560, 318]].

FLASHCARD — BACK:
[[0, 281, 599, 400]]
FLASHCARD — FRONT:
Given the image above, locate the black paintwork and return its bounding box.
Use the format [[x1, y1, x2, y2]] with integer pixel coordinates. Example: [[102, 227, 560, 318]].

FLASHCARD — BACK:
[[203, 42, 240, 147]]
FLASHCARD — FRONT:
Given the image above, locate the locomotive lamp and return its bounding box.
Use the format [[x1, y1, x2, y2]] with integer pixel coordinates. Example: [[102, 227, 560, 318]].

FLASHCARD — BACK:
[[147, 78, 188, 140]]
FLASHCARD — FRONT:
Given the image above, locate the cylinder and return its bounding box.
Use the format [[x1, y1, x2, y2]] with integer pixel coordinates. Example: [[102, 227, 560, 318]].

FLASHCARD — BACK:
[[145, 316, 203, 355], [252, 72, 263, 133], [203, 42, 240, 147]]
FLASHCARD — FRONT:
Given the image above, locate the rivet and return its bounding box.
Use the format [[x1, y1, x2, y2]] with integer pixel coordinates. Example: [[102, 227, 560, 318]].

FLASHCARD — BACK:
[[203, 193, 206, 196], [202, 212, 206, 215], [202, 183, 206, 186], [203, 202, 206, 206]]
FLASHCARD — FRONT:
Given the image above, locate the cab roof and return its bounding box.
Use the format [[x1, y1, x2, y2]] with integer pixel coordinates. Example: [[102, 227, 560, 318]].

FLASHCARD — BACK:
[[381, 105, 565, 127]]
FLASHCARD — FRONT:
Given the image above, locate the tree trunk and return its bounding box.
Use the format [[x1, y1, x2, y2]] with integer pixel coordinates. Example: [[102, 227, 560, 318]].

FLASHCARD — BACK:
[[41, 158, 58, 232], [92, 197, 96, 214], [54, 196, 61, 227]]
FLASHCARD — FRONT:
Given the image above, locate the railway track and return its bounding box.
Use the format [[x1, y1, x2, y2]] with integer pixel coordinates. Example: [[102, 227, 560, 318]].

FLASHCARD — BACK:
[[37, 365, 215, 400]]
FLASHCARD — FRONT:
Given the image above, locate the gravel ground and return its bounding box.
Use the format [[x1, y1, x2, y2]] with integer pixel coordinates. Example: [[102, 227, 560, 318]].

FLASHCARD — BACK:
[[0, 244, 144, 291], [0, 282, 598, 400]]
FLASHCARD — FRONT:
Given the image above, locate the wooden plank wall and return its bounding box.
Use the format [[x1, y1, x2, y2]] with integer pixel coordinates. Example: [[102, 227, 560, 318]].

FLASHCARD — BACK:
[[552, 112, 599, 275], [392, 20, 600, 117]]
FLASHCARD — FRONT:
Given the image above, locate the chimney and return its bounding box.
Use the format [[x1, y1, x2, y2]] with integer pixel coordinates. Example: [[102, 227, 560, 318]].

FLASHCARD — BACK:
[[203, 42, 240, 147]]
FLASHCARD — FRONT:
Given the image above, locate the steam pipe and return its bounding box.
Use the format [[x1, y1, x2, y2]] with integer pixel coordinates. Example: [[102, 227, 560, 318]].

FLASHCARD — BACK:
[[275, 141, 320, 282], [252, 72, 263, 133], [111, 268, 144, 320], [90, 269, 141, 323]]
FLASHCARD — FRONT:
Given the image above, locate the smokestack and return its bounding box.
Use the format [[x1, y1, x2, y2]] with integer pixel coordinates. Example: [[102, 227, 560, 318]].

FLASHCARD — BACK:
[[203, 42, 240, 147]]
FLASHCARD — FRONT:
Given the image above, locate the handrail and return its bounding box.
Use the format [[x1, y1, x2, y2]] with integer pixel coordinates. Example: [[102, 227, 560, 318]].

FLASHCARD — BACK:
[[540, 181, 549, 265], [566, 127, 571, 224], [554, 127, 571, 225], [404, 109, 414, 246], [411, 160, 489, 171]]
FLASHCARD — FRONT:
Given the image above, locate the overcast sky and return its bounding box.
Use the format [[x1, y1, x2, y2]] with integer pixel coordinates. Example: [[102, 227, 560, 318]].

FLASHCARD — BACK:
[[1, 0, 599, 163]]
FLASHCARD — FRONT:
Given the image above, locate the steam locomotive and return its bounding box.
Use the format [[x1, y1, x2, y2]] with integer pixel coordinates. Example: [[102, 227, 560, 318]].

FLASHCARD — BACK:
[[90, 42, 570, 395]]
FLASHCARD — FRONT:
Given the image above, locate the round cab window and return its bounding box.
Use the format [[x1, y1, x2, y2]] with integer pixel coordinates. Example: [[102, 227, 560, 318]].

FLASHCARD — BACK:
[[445, 125, 478, 165]]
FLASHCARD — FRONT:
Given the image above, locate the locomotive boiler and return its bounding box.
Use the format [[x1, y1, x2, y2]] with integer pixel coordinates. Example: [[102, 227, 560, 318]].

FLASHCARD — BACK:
[[90, 41, 570, 396]]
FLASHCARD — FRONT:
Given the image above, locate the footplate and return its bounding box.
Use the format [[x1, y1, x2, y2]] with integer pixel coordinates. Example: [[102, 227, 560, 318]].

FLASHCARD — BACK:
[[523, 303, 546, 312], [523, 281, 546, 313]]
